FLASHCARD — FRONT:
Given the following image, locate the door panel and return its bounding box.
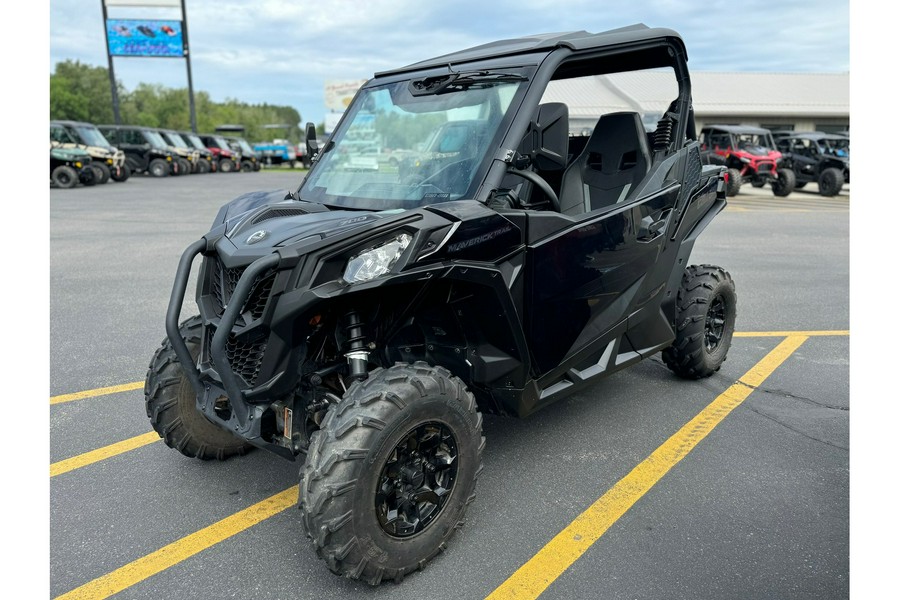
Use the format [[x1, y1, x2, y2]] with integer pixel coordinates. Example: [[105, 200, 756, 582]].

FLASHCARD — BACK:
[[526, 185, 678, 375]]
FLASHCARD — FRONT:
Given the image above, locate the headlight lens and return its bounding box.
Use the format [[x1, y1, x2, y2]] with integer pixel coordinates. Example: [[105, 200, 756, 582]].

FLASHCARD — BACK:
[[343, 234, 412, 283]]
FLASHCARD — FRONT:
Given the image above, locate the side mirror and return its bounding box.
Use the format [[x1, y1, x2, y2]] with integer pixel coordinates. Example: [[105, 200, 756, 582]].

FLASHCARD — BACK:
[[305, 122, 319, 159]]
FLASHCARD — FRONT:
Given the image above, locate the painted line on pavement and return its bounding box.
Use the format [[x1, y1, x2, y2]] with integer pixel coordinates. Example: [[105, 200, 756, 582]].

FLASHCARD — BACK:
[[51, 382, 143, 405], [485, 335, 808, 600], [50, 432, 160, 478], [54, 486, 299, 600]]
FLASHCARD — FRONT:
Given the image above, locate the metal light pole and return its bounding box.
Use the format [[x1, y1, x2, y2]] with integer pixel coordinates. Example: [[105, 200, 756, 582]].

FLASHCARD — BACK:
[[100, 0, 122, 124], [181, 0, 198, 133]]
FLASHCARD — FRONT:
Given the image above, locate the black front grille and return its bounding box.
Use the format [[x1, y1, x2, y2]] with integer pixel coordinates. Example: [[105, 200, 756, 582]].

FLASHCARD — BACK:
[[211, 260, 276, 320], [206, 327, 267, 387]]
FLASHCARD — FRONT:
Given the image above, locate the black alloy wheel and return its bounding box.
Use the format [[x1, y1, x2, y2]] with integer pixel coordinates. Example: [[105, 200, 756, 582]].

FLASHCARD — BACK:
[[705, 294, 727, 353], [375, 422, 459, 538]]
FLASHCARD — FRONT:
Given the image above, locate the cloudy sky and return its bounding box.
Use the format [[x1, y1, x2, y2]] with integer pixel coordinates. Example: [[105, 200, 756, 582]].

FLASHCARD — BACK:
[[49, 0, 851, 127]]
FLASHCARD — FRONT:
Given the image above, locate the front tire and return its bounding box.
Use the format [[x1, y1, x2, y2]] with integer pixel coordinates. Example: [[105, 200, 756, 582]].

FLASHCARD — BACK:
[[111, 163, 131, 182], [240, 160, 254, 172], [662, 265, 737, 379], [92, 163, 111, 184], [818, 167, 844, 196], [771, 168, 796, 197], [52, 165, 78, 188], [144, 316, 253, 460], [176, 157, 192, 176], [725, 168, 742, 197], [149, 159, 169, 177], [299, 362, 484, 585], [219, 158, 236, 173]]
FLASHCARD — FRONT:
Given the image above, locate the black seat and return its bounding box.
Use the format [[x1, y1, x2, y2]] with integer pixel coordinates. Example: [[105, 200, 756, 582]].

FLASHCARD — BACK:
[[558, 112, 651, 215]]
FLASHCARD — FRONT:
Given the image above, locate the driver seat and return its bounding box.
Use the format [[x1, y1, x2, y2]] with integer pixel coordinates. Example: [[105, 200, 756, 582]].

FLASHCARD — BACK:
[[558, 112, 651, 216]]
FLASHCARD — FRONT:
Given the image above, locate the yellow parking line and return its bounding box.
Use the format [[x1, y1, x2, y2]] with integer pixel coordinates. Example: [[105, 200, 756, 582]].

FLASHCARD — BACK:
[[51, 382, 143, 405], [486, 335, 808, 600], [50, 432, 160, 478], [734, 330, 848, 337], [54, 486, 299, 600]]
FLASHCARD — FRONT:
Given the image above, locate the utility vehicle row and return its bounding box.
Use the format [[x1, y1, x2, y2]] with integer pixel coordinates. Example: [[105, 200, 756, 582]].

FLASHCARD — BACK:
[[49, 120, 310, 188]]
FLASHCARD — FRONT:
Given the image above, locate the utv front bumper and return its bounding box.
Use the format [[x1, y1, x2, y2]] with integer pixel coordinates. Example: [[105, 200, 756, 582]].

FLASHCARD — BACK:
[[166, 239, 294, 457]]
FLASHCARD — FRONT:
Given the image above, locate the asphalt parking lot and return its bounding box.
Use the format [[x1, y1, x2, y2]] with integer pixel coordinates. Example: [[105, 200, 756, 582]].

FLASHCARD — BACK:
[[49, 171, 849, 599]]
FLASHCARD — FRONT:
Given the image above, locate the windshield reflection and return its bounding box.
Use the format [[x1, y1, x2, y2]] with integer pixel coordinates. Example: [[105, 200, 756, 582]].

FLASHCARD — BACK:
[[300, 72, 529, 210]]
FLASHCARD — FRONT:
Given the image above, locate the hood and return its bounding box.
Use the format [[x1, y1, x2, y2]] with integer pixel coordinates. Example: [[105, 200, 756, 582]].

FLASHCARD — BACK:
[[213, 190, 404, 251]]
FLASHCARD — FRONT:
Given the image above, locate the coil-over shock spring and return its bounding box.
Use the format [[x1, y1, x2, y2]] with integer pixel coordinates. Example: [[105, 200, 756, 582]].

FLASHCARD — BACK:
[[343, 311, 369, 382], [653, 117, 673, 152]]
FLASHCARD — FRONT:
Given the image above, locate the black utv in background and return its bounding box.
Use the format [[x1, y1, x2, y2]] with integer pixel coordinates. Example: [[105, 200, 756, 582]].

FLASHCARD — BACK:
[[179, 131, 219, 173], [146, 24, 736, 586], [97, 125, 178, 177], [774, 132, 849, 196]]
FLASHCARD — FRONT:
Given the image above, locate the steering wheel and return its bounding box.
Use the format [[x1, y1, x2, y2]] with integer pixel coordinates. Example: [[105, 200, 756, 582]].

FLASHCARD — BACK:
[[506, 168, 560, 212]]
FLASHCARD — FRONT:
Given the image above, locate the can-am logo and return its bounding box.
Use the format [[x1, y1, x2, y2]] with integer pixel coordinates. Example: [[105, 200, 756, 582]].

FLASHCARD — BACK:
[[245, 230, 269, 245], [447, 225, 513, 253]]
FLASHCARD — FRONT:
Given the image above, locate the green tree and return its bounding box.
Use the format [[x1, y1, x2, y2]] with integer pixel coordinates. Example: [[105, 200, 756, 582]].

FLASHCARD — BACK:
[[50, 60, 121, 124], [49, 61, 303, 141]]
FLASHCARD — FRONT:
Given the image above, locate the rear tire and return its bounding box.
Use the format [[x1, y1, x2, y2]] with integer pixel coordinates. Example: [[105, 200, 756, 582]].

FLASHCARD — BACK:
[[52, 165, 78, 188], [818, 168, 843, 196], [144, 316, 253, 460], [149, 159, 169, 177], [795, 182, 806, 189], [771, 168, 796, 197], [299, 362, 484, 585], [750, 178, 765, 188], [725, 168, 742, 197], [662, 265, 737, 379]]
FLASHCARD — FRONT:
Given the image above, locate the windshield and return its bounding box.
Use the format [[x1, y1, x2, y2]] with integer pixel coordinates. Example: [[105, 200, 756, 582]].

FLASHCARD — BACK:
[[74, 125, 112, 148], [735, 133, 774, 151], [819, 137, 849, 157], [144, 130, 169, 148], [213, 136, 232, 149], [164, 132, 189, 148], [300, 70, 529, 210], [233, 138, 254, 153], [184, 133, 206, 150]]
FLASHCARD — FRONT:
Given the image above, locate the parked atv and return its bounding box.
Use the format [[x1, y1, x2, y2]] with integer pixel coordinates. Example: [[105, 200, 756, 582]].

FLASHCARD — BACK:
[[147, 25, 736, 585], [774, 132, 849, 196], [155, 128, 203, 175], [179, 131, 219, 173], [700, 125, 795, 197], [50, 145, 95, 188], [97, 125, 178, 177], [199, 134, 241, 173], [224, 135, 261, 172], [50, 120, 128, 183]]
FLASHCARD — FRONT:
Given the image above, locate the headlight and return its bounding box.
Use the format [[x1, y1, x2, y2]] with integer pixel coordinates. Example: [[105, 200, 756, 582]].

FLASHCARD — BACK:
[[343, 234, 412, 283], [739, 157, 751, 164]]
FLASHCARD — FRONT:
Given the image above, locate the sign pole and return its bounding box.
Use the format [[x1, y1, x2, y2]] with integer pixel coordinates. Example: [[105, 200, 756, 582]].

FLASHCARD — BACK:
[[181, 0, 198, 133], [101, 0, 122, 124]]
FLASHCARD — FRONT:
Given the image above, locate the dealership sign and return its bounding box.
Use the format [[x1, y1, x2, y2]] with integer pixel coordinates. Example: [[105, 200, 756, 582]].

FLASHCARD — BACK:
[[106, 19, 184, 57]]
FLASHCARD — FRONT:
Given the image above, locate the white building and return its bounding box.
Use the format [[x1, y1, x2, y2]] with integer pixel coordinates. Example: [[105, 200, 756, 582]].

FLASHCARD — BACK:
[[541, 71, 849, 135]]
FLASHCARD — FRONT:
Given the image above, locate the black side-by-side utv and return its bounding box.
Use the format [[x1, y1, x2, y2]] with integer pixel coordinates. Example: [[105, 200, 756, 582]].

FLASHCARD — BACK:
[[146, 24, 736, 585]]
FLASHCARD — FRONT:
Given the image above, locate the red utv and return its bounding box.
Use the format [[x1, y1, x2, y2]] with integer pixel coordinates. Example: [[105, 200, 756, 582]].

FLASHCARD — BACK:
[[699, 125, 795, 197]]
